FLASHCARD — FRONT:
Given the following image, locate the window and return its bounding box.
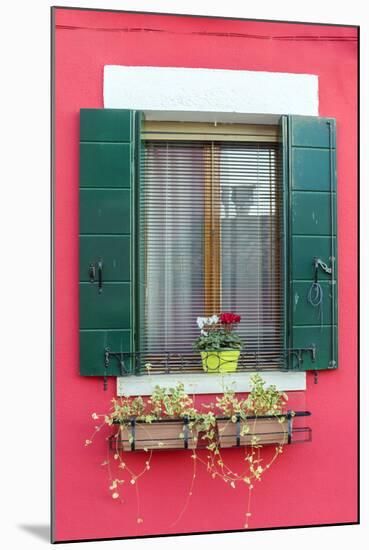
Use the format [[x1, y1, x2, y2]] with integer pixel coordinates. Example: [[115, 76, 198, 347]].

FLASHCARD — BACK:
[[79, 109, 337, 381], [140, 122, 283, 371]]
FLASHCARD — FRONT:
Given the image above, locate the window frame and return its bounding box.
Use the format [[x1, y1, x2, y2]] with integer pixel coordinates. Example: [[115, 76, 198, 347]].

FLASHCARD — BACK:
[[115, 120, 306, 394], [77, 108, 330, 392]]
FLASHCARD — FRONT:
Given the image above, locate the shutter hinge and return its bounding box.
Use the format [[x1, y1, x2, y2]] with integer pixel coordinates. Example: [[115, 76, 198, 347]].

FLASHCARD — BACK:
[[103, 347, 110, 391]]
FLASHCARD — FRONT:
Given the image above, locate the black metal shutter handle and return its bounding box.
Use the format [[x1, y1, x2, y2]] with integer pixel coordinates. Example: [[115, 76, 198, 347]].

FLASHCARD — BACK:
[[98, 260, 103, 293], [88, 264, 96, 283]]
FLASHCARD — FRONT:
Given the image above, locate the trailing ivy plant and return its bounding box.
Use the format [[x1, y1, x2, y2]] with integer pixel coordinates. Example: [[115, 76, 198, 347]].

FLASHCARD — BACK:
[[86, 374, 293, 529]]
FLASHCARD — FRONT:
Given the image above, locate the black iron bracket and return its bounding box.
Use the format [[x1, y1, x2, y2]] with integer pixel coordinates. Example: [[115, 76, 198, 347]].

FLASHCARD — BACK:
[[130, 418, 136, 451], [100, 347, 317, 388], [183, 415, 189, 449], [236, 413, 241, 447], [103, 348, 133, 391], [285, 346, 316, 370], [287, 410, 292, 444]]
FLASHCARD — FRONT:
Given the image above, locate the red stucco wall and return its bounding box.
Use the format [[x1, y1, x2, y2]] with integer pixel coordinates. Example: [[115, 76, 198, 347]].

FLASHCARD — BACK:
[[53, 8, 358, 542]]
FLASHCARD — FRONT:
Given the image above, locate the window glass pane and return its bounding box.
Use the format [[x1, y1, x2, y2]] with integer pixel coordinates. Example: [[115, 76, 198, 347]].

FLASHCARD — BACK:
[[220, 144, 282, 359], [140, 142, 205, 351], [140, 139, 282, 368]]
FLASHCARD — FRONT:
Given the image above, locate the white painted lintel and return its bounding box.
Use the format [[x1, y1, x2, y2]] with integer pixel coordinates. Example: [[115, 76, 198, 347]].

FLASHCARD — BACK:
[[104, 65, 318, 118]]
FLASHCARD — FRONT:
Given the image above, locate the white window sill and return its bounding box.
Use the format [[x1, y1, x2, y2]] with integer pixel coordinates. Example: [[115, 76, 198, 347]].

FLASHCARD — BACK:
[[117, 372, 306, 396]]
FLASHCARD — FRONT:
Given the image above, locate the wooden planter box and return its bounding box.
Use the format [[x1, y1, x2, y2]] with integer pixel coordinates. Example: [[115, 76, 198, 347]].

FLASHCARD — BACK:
[[110, 413, 306, 452], [217, 416, 291, 448], [116, 419, 197, 451]]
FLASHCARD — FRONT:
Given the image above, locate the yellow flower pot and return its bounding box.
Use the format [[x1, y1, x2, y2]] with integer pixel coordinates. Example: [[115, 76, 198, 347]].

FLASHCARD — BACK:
[[201, 350, 240, 373]]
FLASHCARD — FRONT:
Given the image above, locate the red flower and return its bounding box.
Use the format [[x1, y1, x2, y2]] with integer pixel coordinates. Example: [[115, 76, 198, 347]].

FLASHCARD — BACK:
[[220, 312, 241, 325]]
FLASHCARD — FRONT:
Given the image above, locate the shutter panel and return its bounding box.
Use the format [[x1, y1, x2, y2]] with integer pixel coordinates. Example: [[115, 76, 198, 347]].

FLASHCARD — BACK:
[[79, 108, 141, 377], [283, 115, 338, 370]]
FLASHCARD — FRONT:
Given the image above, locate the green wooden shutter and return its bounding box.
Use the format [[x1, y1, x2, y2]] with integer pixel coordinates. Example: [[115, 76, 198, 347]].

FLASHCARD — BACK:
[[79, 108, 141, 377], [283, 115, 338, 370]]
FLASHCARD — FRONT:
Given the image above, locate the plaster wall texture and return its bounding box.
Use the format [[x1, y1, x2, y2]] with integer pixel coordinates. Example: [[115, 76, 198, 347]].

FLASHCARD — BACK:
[[53, 8, 358, 542]]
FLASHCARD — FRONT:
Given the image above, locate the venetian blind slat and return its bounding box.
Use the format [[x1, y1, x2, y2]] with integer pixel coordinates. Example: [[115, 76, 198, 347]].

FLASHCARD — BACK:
[[139, 140, 283, 368]]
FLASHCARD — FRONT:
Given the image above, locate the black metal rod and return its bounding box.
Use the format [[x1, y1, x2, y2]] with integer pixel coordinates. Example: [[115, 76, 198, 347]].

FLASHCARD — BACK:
[[236, 413, 241, 447], [112, 411, 311, 425], [102, 347, 316, 377], [98, 260, 103, 294], [104, 348, 315, 357], [103, 347, 110, 391], [183, 416, 189, 449], [130, 418, 136, 452], [88, 263, 96, 283], [110, 425, 312, 452], [287, 410, 292, 444]]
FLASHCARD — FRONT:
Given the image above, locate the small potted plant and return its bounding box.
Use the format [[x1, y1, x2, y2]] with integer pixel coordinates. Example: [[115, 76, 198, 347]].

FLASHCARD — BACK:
[[193, 313, 243, 373]]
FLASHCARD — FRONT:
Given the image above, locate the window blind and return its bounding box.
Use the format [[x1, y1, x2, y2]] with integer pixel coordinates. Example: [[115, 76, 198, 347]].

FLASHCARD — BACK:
[[139, 140, 283, 371]]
